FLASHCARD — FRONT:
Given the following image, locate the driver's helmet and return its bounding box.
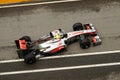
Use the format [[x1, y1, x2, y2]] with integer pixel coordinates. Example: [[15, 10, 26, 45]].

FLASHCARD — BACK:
[[55, 34, 61, 40]]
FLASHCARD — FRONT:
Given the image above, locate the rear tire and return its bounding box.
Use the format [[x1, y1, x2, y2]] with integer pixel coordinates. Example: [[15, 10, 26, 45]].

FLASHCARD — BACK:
[[24, 52, 36, 64], [73, 23, 84, 31]]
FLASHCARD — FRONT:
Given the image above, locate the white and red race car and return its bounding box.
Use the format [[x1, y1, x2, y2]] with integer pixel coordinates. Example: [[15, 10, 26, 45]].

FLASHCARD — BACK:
[[15, 23, 101, 64]]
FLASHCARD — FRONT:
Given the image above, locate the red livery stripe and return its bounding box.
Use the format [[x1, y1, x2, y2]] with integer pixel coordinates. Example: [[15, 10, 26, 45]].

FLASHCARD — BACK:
[[51, 46, 65, 53]]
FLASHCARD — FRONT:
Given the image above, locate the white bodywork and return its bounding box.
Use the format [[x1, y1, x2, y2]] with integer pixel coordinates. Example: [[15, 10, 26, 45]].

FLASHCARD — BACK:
[[38, 27, 96, 53], [39, 38, 67, 53]]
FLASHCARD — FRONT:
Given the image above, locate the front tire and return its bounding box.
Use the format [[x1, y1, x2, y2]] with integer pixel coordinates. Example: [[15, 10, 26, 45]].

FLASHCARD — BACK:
[[80, 38, 91, 49], [73, 23, 84, 31]]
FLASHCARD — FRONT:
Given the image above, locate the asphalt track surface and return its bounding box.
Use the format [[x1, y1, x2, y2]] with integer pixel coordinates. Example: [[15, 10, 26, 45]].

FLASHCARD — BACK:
[[0, 0, 120, 80], [0, 0, 120, 60], [1, 52, 120, 80]]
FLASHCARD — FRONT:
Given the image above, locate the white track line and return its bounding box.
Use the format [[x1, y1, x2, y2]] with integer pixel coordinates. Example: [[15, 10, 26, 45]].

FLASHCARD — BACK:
[[41, 50, 120, 59], [1, 62, 120, 75], [0, 50, 120, 64], [0, 0, 80, 9]]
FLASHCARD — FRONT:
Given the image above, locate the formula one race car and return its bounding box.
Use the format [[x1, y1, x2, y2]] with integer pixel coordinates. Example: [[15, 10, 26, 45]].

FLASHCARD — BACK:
[[15, 22, 102, 64]]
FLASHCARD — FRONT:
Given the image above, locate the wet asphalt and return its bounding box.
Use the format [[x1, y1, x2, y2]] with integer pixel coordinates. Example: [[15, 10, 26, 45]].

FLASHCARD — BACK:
[[0, 0, 120, 80]]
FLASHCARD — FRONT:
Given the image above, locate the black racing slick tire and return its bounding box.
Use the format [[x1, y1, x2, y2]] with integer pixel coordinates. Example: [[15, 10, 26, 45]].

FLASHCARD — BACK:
[[73, 23, 84, 31], [24, 52, 36, 64], [80, 38, 91, 49], [20, 36, 31, 42]]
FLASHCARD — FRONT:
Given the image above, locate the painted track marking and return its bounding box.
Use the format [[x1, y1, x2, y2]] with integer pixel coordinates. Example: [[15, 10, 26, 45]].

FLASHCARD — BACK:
[[0, 0, 80, 9], [0, 50, 120, 63], [1, 62, 120, 75]]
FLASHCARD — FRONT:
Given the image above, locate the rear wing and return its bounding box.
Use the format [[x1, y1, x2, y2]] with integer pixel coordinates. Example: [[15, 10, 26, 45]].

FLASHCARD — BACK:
[[15, 40, 27, 50]]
